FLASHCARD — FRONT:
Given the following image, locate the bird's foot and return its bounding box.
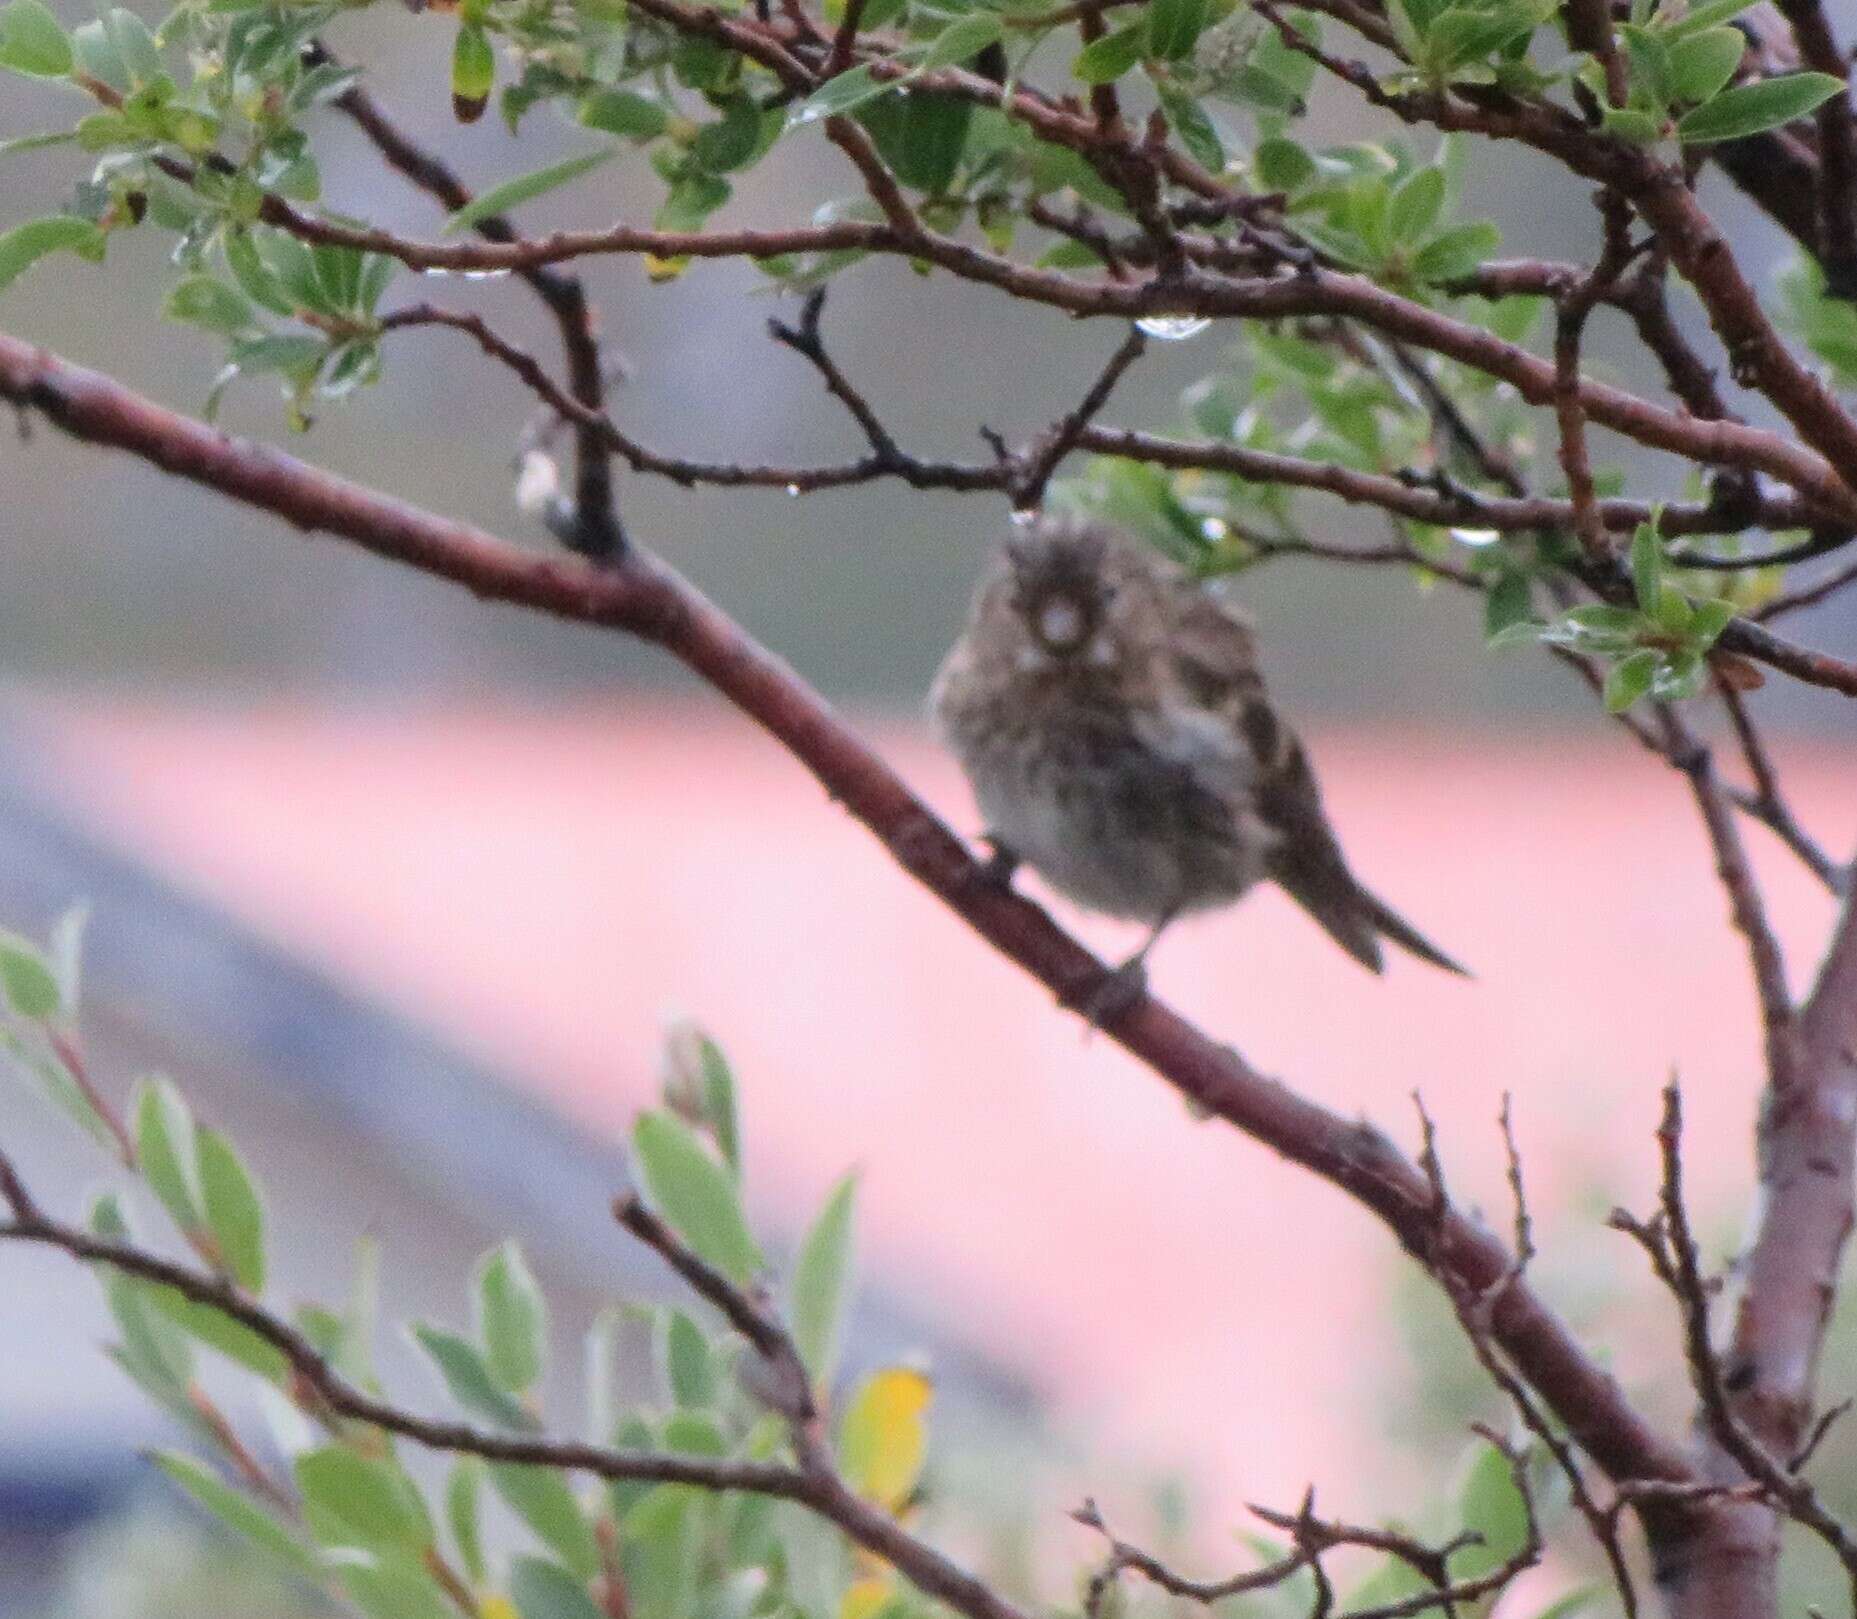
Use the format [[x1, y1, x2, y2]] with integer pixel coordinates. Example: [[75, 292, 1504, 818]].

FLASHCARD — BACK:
[[972, 835, 1021, 894], [1072, 952, 1150, 1032]]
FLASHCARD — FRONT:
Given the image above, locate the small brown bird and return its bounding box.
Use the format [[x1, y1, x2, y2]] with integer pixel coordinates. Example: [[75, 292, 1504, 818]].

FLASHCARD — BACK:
[[930, 514, 1465, 987]]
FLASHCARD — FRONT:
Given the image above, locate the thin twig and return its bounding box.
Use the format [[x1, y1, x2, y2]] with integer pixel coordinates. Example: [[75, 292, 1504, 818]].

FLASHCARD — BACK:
[[1013, 324, 1147, 509]]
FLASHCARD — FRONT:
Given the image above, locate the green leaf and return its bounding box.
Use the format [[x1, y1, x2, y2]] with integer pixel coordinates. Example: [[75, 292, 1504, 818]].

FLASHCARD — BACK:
[[620, 1485, 701, 1619], [443, 149, 616, 233], [447, 1458, 486, 1584], [1631, 519, 1665, 615], [477, 1241, 548, 1393], [857, 91, 973, 194], [1452, 1441, 1530, 1578], [1657, 0, 1760, 41], [0, 216, 105, 295], [632, 1111, 763, 1285], [663, 1309, 715, 1407], [491, 1464, 601, 1579], [1620, 24, 1672, 107], [0, 929, 59, 1019], [223, 230, 297, 316], [1676, 72, 1846, 144], [1155, 85, 1224, 172], [0, 0, 72, 76], [584, 1306, 620, 1443], [607, 1414, 659, 1521], [0, 129, 76, 159], [1666, 26, 1742, 105], [1600, 105, 1662, 143], [579, 88, 668, 138], [68, 18, 123, 88], [655, 173, 730, 233], [1687, 596, 1736, 647], [663, 1409, 727, 1456], [1411, 220, 1501, 282], [1388, 166, 1445, 244], [196, 1126, 266, 1291], [251, 231, 326, 313], [103, 1280, 196, 1421], [696, 1034, 740, 1177], [1422, 1, 1541, 71], [1, 1028, 119, 1153], [788, 64, 895, 125], [692, 95, 767, 173], [1654, 646, 1707, 698], [330, 1550, 458, 1619], [102, 7, 160, 87], [1605, 648, 1662, 711], [410, 1324, 538, 1429], [147, 1284, 288, 1381], [1072, 22, 1144, 83], [1483, 570, 1532, 640], [790, 1174, 857, 1388], [1563, 603, 1648, 635], [296, 1447, 435, 1555], [164, 275, 257, 336], [511, 1555, 606, 1619], [1146, 0, 1207, 59], [136, 1077, 205, 1238], [1478, 616, 1537, 653], [1254, 136, 1317, 192], [153, 1452, 316, 1575], [1213, 59, 1307, 112], [1036, 237, 1104, 269], [452, 23, 494, 123], [1654, 585, 1695, 636], [914, 11, 1003, 71]]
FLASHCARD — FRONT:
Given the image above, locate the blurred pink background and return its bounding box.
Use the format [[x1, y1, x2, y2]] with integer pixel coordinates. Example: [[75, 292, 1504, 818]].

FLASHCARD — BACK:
[[22, 699, 1855, 1523]]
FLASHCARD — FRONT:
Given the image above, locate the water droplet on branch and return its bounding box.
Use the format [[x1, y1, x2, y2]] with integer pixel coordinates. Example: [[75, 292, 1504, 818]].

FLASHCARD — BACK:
[[1134, 314, 1211, 341]]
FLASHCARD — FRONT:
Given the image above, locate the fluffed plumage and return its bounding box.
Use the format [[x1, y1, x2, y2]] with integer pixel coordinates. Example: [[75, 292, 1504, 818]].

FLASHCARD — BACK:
[[929, 513, 1465, 977]]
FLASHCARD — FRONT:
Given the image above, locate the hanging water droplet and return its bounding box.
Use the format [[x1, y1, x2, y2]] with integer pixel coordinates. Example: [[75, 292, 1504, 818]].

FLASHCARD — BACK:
[[461, 267, 514, 281], [1010, 507, 1038, 528], [1450, 527, 1501, 547], [1201, 516, 1230, 541], [513, 449, 561, 518], [791, 105, 824, 126], [786, 482, 802, 497], [1134, 314, 1211, 342]]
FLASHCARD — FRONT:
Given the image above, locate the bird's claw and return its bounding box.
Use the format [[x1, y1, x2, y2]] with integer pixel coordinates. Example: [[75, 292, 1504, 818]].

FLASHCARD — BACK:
[[1073, 953, 1150, 1031], [973, 836, 1021, 894]]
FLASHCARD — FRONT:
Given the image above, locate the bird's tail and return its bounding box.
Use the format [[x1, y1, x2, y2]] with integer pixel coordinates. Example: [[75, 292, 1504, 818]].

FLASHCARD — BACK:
[[1360, 888, 1470, 977], [1273, 860, 1470, 978]]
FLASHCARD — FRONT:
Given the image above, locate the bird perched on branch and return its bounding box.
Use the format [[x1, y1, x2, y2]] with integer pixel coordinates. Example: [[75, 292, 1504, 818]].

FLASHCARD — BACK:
[[931, 514, 1466, 995]]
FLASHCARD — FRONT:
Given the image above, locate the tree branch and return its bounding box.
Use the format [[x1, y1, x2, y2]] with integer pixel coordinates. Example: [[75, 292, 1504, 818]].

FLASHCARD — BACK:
[[0, 331, 1711, 1541], [313, 48, 624, 556], [0, 1148, 1032, 1619]]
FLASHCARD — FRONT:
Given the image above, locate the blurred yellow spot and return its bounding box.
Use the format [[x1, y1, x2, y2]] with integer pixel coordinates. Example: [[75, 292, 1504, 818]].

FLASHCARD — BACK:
[[480, 1597, 520, 1619], [839, 1366, 932, 1512], [841, 1576, 895, 1619]]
